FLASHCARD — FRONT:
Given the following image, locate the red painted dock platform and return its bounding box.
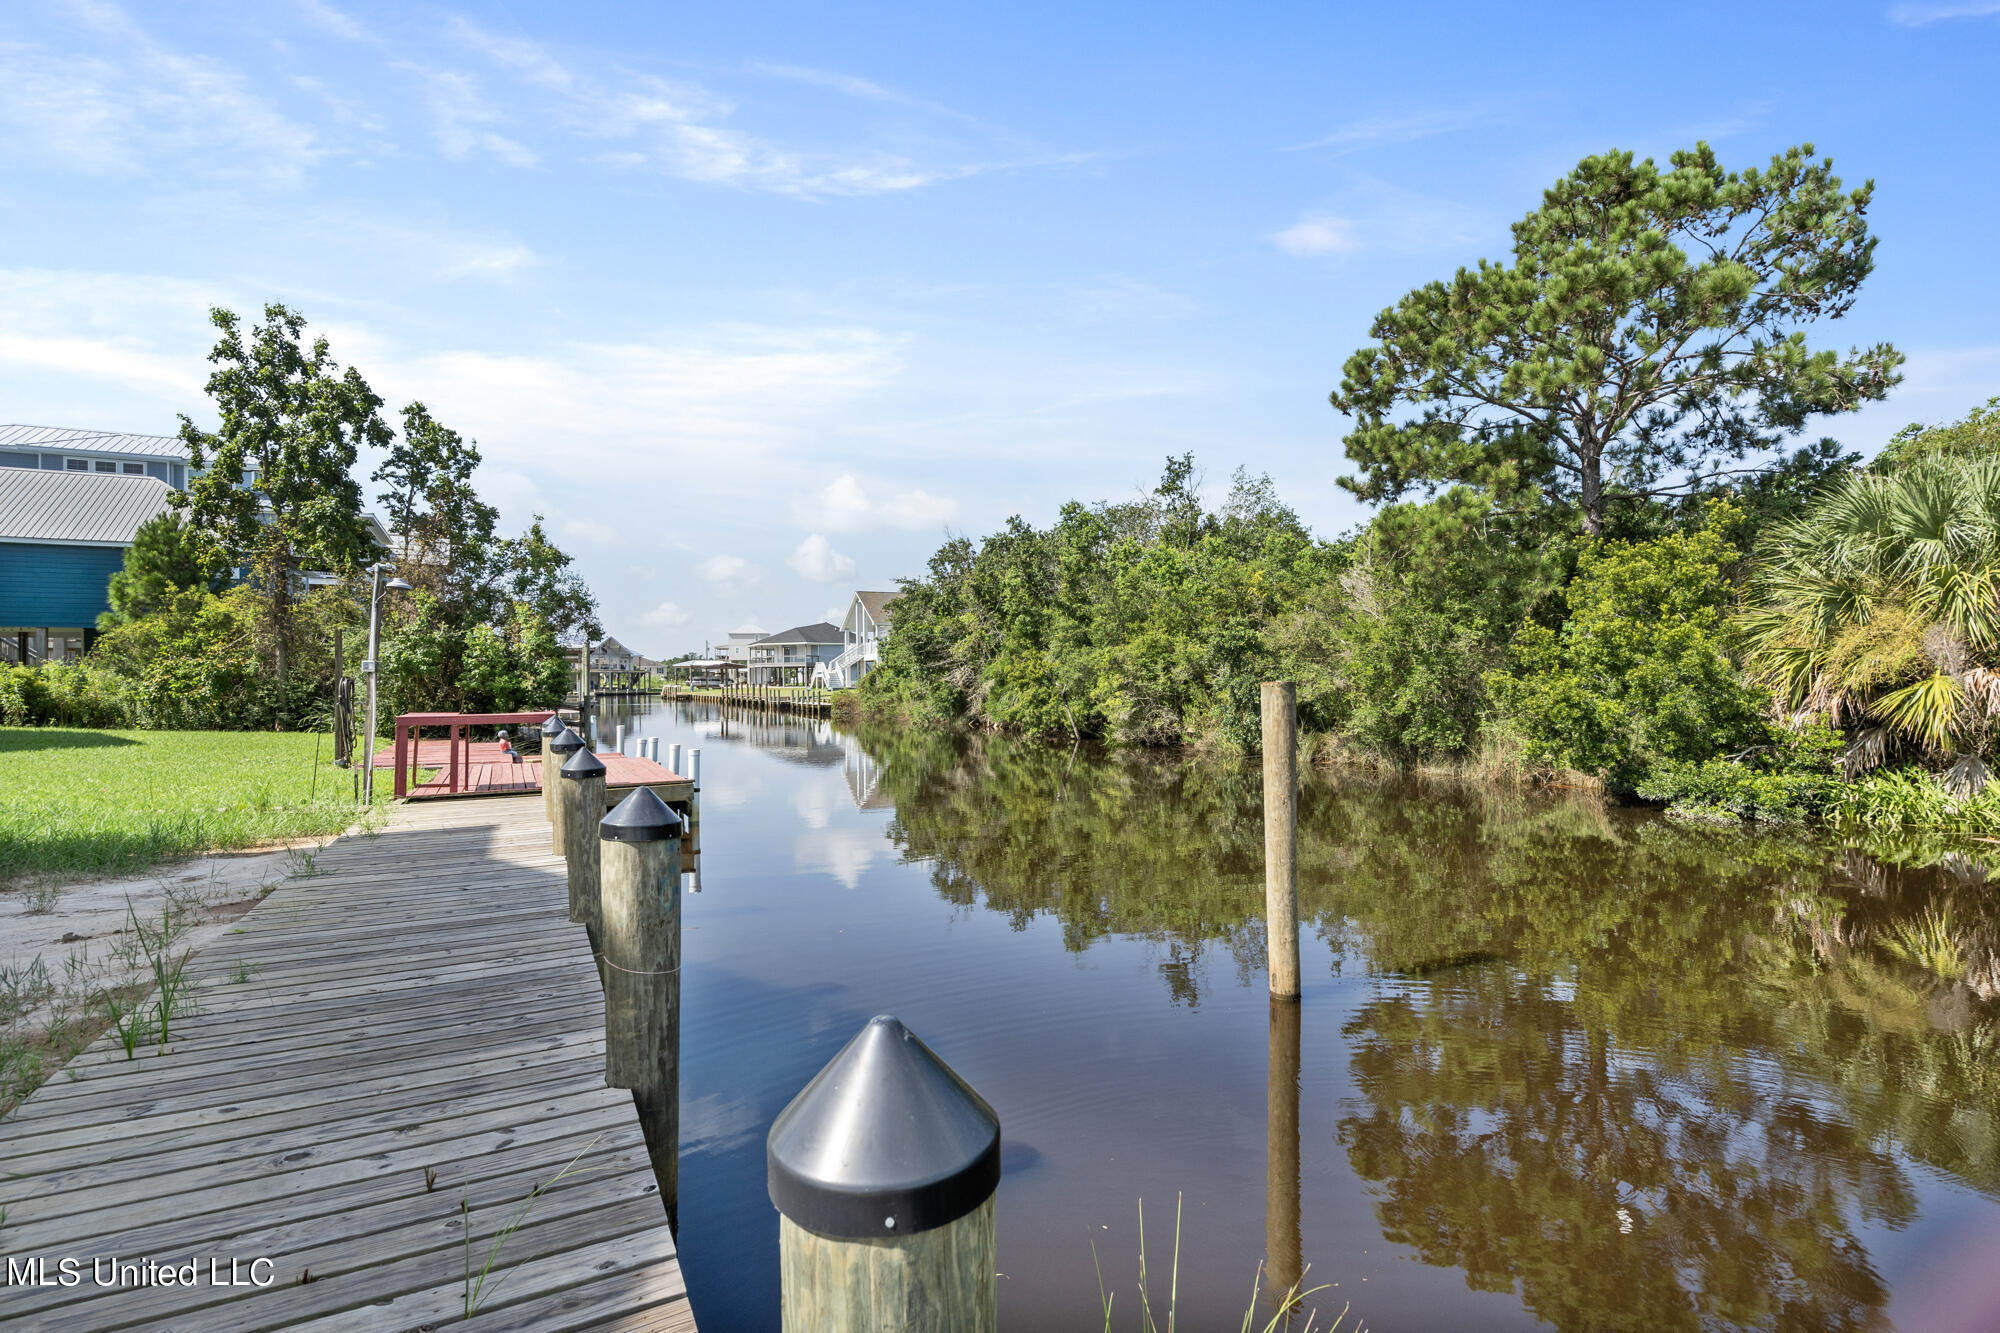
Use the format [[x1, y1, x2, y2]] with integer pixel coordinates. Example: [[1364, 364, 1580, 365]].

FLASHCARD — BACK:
[[374, 713, 689, 800]]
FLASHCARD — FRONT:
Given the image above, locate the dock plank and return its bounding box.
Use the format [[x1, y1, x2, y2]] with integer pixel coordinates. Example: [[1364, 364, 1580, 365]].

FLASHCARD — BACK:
[[0, 794, 696, 1332]]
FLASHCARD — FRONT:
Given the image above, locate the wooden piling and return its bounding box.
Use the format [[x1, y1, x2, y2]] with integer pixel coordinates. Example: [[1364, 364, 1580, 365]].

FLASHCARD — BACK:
[[778, 1202, 995, 1333], [768, 1016, 999, 1333], [558, 746, 606, 932], [1266, 994, 1302, 1298], [1260, 681, 1300, 998], [546, 726, 587, 854], [600, 787, 684, 1223]]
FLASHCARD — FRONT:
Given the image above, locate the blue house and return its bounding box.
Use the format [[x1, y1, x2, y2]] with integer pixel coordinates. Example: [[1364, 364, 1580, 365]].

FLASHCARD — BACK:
[[1, 423, 394, 666], [0, 467, 177, 665]]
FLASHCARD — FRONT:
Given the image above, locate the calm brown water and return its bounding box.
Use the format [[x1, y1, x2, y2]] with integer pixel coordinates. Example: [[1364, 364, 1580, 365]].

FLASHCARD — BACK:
[[594, 697, 2000, 1332]]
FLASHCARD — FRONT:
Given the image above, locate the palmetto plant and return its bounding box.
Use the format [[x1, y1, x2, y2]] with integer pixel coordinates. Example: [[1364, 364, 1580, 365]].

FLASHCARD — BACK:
[[1739, 455, 2000, 791]]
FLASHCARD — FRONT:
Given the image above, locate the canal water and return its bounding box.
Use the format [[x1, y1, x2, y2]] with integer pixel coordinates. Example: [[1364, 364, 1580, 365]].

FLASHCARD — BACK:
[[592, 696, 2000, 1332]]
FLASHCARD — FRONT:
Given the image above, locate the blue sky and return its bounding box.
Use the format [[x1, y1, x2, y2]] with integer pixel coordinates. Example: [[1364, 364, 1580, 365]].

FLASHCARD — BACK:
[[3, 1, 1997, 655]]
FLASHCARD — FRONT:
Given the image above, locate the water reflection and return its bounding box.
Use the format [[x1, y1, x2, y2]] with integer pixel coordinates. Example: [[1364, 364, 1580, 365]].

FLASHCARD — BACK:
[[850, 720, 2000, 1328], [591, 699, 2000, 1330]]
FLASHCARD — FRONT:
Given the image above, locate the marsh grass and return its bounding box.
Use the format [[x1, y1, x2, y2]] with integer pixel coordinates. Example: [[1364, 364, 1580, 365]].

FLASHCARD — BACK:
[[1092, 1195, 1352, 1333], [1, 728, 389, 886]]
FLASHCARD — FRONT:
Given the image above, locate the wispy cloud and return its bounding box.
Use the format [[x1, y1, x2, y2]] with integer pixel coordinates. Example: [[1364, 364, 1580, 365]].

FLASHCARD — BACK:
[[296, 0, 373, 45], [746, 61, 907, 104], [0, 4, 319, 182], [1283, 104, 1500, 154], [1888, 0, 2000, 24], [437, 19, 1081, 197], [698, 554, 764, 598], [1272, 177, 1493, 260], [1272, 215, 1358, 257], [564, 517, 623, 546], [640, 600, 691, 627], [400, 63, 538, 165]]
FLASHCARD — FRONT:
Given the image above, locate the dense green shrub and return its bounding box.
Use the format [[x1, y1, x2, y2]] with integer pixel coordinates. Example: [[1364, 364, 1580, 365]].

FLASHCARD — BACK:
[[1634, 723, 1846, 824], [0, 663, 133, 728], [1488, 507, 1767, 784]]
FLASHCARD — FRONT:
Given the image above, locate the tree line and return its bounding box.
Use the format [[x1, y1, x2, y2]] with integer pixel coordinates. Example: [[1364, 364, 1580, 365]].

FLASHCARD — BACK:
[[854, 142, 2000, 829], [1, 303, 598, 733]]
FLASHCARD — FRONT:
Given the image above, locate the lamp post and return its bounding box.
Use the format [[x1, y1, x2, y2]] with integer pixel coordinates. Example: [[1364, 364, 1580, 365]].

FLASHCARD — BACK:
[[360, 562, 412, 805]]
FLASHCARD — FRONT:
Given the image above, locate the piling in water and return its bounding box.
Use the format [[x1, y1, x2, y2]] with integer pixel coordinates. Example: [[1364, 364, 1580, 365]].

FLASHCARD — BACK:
[[546, 727, 587, 854], [559, 745, 606, 933], [1261, 681, 1300, 999], [1266, 994, 1302, 1296], [600, 786, 684, 1224], [768, 1015, 999, 1332]]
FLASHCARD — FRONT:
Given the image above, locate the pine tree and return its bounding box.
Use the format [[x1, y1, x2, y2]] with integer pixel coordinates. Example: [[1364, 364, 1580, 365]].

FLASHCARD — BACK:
[[1331, 143, 1904, 535]]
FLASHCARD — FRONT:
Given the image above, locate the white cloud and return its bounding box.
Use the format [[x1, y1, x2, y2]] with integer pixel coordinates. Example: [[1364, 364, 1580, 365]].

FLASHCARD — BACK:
[[807, 474, 875, 531], [699, 554, 750, 584], [787, 533, 855, 582], [1273, 215, 1359, 257], [878, 488, 958, 528], [1888, 0, 2000, 23], [796, 473, 958, 532], [640, 600, 691, 627], [563, 517, 622, 546], [698, 554, 763, 598]]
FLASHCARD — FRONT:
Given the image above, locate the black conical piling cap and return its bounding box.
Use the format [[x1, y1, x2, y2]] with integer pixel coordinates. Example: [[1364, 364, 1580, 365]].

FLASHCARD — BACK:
[[540, 714, 567, 738], [549, 727, 586, 756], [560, 746, 606, 781], [600, 786, 683, 842], [767, 1015, 999, 1239]]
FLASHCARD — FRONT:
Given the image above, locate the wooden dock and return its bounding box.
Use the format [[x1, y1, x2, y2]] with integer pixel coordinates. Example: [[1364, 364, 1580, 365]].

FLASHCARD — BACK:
[[373, 739, 695, 806], [0, 795, 697, 1332]]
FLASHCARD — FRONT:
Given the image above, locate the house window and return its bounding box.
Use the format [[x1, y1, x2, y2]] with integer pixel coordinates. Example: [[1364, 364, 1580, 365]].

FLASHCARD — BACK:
[[122, 462, 145, 475], [95, 460, 117, 473], [66, 458, 88, 471]]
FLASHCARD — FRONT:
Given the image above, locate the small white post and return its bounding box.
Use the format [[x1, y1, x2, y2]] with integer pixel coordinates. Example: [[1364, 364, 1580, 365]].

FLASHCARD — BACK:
[[691, 748, 701, 790], [615, 724, 624, 755]]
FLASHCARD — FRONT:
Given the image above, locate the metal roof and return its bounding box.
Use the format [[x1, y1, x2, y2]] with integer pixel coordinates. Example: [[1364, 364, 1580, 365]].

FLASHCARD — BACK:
[[0, 469, 177, 546], [0, 424, 187, 460]]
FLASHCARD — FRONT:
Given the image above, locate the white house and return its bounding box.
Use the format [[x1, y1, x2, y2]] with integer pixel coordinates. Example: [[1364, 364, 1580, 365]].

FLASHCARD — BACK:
[[815, 590, 900, 689], [746, 622, 843, 684], [721, 624, 767, 671]]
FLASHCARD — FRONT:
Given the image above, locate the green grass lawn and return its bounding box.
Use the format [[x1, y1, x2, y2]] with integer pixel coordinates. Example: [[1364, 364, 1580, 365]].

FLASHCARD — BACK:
[[1, 728, 396, 884]]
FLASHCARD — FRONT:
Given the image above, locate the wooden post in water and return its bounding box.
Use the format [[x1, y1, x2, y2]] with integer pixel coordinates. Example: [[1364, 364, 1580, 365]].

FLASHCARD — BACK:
[[1261, 681, 1300, 998], [1266, 994, 1303, 1300], [546, 726, 587, 854], [599, 787, 684, 1224], [559, 746, 606, 934], [768, 1016, 999, 1333]]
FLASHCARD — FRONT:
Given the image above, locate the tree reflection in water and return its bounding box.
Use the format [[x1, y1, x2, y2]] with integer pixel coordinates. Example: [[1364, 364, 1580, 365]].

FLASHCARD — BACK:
[[855, 721, 2000, 1330]]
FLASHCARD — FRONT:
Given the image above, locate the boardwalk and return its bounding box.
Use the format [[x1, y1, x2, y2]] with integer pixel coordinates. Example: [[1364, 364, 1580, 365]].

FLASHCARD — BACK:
[[0, 796, 696, 1332]]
